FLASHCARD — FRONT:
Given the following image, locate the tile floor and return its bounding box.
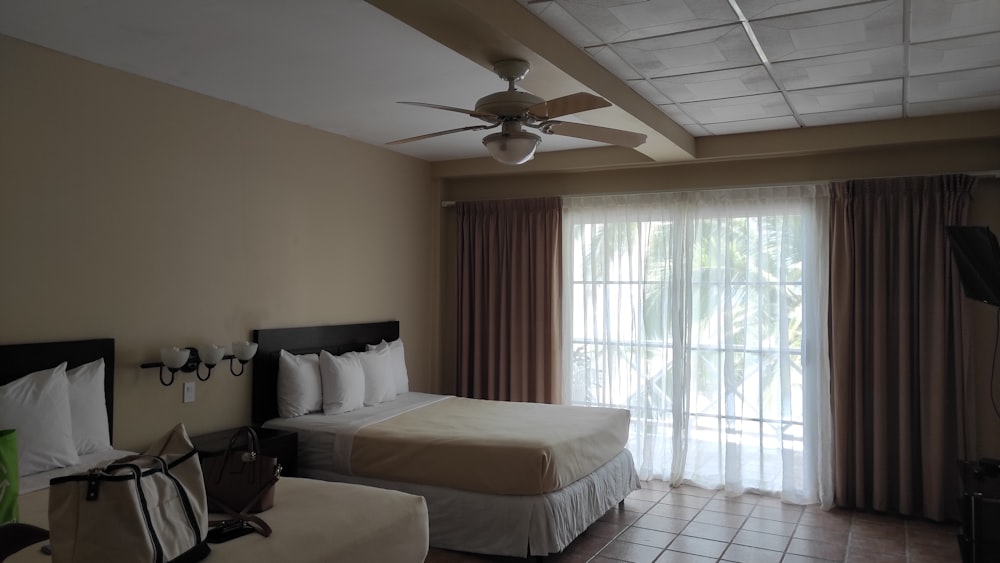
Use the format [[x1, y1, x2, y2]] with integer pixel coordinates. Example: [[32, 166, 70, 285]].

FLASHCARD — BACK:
[[424, 481, 962, 562]]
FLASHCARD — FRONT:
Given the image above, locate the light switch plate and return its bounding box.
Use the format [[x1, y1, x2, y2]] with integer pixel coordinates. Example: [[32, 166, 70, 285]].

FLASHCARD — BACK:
[[183, 381, 195, 403]]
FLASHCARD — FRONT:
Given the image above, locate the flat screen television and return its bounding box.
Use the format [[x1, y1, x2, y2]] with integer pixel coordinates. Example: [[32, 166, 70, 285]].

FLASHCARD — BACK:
[[946, 226, 1000, 307]]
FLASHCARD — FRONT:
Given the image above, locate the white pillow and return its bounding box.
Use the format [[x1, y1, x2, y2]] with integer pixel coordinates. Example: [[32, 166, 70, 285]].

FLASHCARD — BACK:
[[66, 358, 112, 455], [319, 351, 365, 414], [358, 347, 396, 406], [0, 363, 80, 476], [367, 338, 409, 394], [276, 350, 322, 418]]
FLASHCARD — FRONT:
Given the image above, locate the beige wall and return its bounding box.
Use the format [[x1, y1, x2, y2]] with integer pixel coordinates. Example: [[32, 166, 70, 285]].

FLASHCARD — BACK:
[[440, 150, 1000, 460], [0, 36, 439, 450]]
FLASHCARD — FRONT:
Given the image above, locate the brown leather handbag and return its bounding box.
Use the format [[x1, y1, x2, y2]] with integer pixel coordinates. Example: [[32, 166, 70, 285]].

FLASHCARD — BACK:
[[200, 427, 281, 523]]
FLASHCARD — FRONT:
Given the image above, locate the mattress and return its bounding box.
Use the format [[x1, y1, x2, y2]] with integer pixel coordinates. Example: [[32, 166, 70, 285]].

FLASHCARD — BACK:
[[10, 477, 429, 563], [264, 392, 631, 495]]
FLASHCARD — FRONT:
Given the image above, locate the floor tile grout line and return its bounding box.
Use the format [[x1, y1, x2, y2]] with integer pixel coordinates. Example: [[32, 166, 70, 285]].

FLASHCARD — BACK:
[[843, 513, 856, 563], [595, 485, 899, 563], [626, 486, 958, 563], [426, 488, 958, 562], [675, 487, 815, 563], [588, 483, 672, 563], [786, 505, 807, 562]]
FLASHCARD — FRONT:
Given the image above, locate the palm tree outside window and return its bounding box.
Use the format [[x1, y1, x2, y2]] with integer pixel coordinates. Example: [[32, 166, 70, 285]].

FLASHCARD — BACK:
[[563, 186, 833, 506]]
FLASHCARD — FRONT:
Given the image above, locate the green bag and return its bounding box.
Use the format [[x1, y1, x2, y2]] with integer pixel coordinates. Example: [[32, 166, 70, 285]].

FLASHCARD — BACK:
[[0, 429, 18, 524]]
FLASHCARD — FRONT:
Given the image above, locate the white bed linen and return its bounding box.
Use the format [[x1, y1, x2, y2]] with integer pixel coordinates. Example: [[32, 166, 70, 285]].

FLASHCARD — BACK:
[[18, 448, 133, 494], [300, 448, 638, 557], [263, 391, 448, 473], [10, 477, 429, 563]]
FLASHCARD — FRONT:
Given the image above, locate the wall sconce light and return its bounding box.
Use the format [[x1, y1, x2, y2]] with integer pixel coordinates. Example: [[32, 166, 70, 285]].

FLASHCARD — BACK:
[[141, 341, 259, 386]]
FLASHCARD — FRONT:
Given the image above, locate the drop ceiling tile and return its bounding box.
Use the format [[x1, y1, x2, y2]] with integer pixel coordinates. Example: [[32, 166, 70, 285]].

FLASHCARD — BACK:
[[910, 33, 1000, 76], [629, 79, 673, 104], [770, 46, 902, 90], [737, 0, 885, 20], [681, 123, 713, 135], [786, 78, 901, 113], [523, 1, 606, 48], [658, 103, 713, 134], [611, 25, 760, 78], [908, 67, 1000, 103], [658, 102, 699, 125], [587, 45, 644, 80], [702, 115, 800, 134], [544, 0, 738, 45], [752, 0, 901, 62], [798, 104, 902, 125], [680, 92, 792, 123], [908, 95, 1000, 116], [910, 0, 1000, 43], [649, 65, 777, 102]]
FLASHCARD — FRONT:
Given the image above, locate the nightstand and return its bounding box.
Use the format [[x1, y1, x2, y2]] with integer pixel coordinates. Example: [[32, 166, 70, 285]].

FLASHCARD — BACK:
[[959, 459, 1000, 562], [191, 426, 298, 478]]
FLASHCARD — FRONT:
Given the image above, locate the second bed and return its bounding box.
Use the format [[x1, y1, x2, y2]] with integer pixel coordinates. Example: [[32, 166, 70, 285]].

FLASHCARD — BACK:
[[252, 321, 639, 557]]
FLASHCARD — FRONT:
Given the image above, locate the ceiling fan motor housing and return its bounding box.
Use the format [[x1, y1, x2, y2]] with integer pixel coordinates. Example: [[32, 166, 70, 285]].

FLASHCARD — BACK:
[[475, 90, 545, 120], [492, 59, 531, 82]]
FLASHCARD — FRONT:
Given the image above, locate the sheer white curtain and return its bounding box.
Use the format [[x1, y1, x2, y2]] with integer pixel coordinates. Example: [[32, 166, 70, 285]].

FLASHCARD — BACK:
[[563, 186, 832, 506]]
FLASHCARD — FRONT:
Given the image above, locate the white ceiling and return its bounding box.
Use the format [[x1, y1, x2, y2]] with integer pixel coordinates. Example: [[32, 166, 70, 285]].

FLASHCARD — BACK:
[[1, 0, 998, 165]]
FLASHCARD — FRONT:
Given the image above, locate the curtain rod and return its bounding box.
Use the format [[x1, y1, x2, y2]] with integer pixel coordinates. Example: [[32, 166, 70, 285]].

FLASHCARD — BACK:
[[438, 173, 997, 209]]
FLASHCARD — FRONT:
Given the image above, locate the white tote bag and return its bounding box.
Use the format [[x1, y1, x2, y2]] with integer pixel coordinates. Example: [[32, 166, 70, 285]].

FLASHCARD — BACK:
[[48, 424, 210, 563]]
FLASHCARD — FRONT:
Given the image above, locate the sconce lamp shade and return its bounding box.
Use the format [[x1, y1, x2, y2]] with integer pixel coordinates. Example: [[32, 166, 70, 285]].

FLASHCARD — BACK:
[[160, 347, 190, 370], [198, 344, 227, 366], [232, 341, 259, 362], [482, 131, 540, 165], [145, 339, 258, 386]]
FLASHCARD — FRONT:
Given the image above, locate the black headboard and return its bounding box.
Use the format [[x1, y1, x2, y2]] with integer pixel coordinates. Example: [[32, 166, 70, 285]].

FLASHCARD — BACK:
[[251, 321, 399, 424], [0, 338, 116, 442]]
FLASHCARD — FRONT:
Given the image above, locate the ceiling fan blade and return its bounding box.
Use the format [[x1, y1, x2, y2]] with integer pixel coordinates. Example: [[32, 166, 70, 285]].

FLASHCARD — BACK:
[[397, 101, 497, 122], [385, 124, 496, 146], [528, 93, 611, 119], [539, 121, 646, 148]]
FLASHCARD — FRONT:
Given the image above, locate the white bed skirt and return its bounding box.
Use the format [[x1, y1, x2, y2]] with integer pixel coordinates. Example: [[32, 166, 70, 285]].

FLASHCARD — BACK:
[[302, 448, 639, 557]]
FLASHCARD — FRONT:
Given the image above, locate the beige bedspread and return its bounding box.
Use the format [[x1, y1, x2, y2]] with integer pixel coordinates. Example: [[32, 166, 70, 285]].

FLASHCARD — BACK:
[[351, 397, 630, 495], [9, 477, 429, 563]]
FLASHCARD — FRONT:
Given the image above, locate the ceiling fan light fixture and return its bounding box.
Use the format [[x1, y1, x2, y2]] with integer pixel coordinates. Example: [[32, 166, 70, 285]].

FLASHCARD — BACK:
[[482, 130, 540, 165]]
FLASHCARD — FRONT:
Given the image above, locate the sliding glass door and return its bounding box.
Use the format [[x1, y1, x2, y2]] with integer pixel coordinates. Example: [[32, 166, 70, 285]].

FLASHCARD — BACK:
[[564, 186, 832, 505]]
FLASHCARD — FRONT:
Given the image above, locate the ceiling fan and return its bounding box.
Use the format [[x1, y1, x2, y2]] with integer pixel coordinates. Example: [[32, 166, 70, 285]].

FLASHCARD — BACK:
[[387, 59, 647, 165]]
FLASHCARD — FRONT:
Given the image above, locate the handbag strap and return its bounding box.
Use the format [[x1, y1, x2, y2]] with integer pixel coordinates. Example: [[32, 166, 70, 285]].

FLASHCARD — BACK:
[[226, 427, 260, 459], [209, 427, 261, 485], [115, 463, 166, 563], [206, 471, 280, 538], [108, 456, 205, 547], [208, 511, 271, 538], [107, 454, 168, 474]]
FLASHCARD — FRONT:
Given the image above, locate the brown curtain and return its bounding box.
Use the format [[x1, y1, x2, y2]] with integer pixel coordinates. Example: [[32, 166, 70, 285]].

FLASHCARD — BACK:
[[829, 174, 975, 521], [455, 197, 562, 403]]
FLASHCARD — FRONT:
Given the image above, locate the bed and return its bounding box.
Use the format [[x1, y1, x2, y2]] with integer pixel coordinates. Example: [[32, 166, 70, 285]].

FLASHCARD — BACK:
[[251, 321, 640, 557], [0, 337, 429, 563]]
